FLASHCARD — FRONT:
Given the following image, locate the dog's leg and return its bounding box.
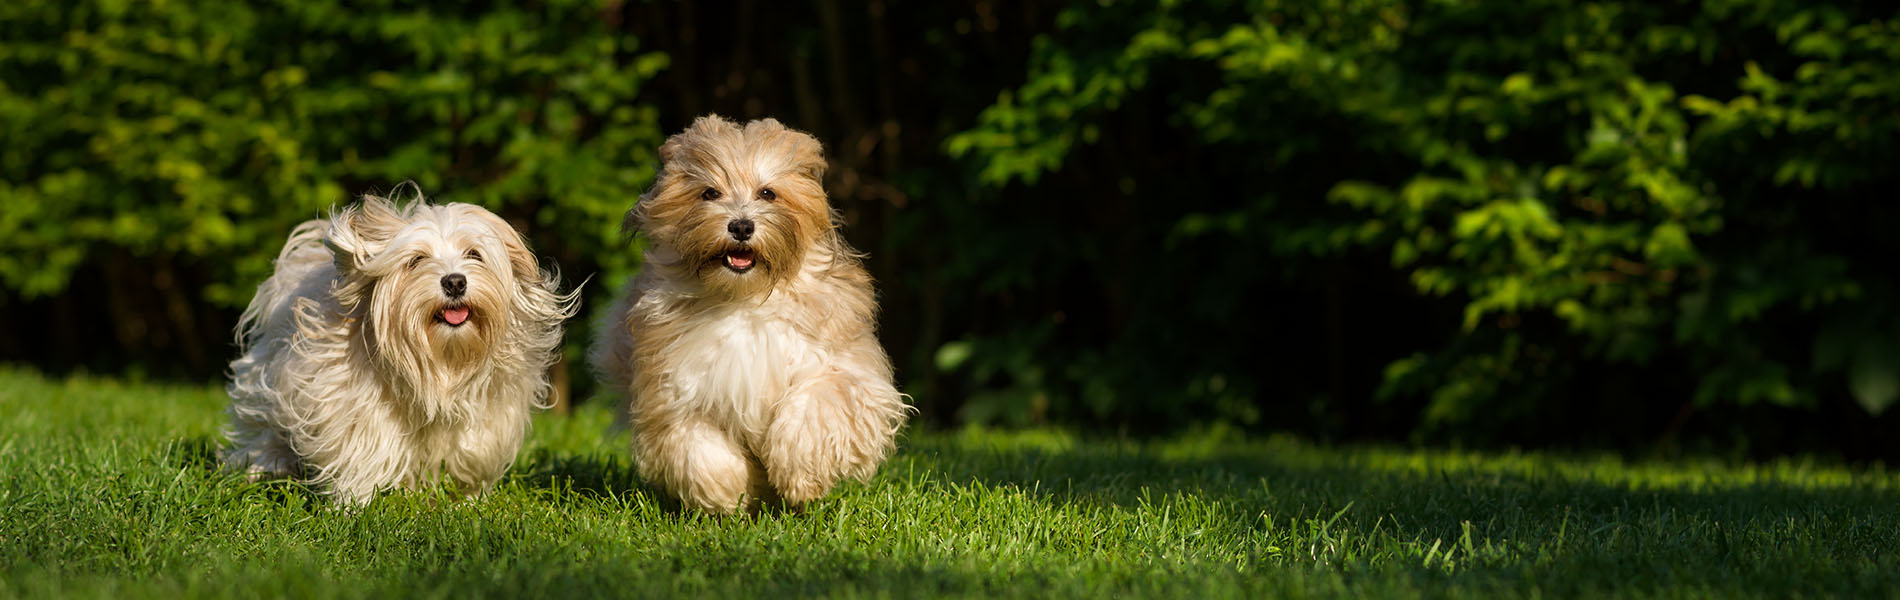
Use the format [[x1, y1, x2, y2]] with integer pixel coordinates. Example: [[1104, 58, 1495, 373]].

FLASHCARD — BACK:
[[446, 407, 532, 498], [222, 417, 302, 482], [634, 416, 765, 514], [762, 369, 905, 505]]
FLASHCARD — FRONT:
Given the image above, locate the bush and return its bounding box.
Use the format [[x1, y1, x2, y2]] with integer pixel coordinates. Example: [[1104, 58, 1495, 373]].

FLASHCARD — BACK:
[[945, 0, 1900, 441], [0, 0, 664, 371], [5, 0, 1897, 452]]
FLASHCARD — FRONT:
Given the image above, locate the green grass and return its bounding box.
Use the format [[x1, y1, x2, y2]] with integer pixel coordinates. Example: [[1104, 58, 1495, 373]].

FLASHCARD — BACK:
[[1, 367, 1895, 598]]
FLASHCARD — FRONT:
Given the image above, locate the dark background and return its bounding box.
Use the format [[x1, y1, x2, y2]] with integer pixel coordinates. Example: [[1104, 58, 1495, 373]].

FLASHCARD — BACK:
[[4, 0, 1898, 459]]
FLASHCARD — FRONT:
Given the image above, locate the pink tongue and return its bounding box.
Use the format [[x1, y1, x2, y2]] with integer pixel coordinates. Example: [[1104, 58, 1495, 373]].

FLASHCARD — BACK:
[[443, 307, 469, 325], [728, 253, 755, 269]]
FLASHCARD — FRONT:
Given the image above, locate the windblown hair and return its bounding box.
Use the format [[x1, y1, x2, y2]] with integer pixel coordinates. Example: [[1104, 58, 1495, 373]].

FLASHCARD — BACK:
[[223, 189, 578, 503], [591, 115, 911, 514]]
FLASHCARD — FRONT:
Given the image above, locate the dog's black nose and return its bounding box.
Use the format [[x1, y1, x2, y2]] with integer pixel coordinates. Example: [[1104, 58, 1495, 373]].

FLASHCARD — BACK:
[[727, 219, 755, 241], [441, 273, 467, 297]]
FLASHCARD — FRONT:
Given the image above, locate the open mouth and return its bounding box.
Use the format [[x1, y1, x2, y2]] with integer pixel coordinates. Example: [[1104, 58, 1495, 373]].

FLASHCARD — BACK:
[[435, 304, 472, 327], [722, 249, 757, 273]]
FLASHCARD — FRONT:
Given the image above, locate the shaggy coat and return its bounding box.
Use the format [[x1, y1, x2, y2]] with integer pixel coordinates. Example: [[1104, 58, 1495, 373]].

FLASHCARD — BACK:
[[592, 116, 910, 514], [223, 194, 575, 503]]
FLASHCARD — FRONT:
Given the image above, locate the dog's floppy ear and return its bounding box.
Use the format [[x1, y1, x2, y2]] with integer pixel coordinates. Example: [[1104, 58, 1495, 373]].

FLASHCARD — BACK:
[[324, 194, 406, 274], [498, 216, 548, 287], [472, 207, 581, 329], [660, 114, 746, 165], [744, 118, 827, 182], [785, 128, 827, 182], [656, 135, 686, 167]]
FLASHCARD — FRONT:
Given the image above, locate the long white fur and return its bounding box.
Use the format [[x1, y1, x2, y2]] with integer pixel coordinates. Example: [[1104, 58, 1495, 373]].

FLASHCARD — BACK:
[[223, 191, 577, 503]]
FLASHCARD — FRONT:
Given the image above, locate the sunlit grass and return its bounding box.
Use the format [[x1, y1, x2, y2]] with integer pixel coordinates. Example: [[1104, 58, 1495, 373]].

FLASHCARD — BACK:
[[1, 366, 1895, 598]]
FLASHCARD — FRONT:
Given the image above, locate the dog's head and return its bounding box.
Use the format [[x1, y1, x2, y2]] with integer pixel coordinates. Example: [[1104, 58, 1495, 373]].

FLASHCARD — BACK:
[[630, 115, 834, 297], [323, 191, 569, 378]]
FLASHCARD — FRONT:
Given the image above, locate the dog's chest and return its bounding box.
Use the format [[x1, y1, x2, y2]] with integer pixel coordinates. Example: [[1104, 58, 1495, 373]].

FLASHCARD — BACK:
[[661, 304, 815, 424]]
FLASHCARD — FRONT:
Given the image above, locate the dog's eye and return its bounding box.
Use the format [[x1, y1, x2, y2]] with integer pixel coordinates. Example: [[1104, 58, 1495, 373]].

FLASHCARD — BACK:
[[700, 188, 722, 201], [758, 187, 776, 201], [464, 248, 483, 263], [406, 255, 426, 270]]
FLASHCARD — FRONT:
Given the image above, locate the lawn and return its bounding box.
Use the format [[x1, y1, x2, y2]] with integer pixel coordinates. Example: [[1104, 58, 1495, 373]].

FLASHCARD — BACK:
[[0, 367, 1895, 598]]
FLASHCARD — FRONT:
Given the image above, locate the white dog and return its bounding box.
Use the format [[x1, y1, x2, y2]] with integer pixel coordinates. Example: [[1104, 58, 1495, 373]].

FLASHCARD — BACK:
[[222, 191, 577, 503], [591, 116, 911, 514]]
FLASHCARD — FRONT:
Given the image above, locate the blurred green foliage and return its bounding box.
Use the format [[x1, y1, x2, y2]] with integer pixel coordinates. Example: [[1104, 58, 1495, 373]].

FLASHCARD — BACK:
[[946, 0, 1900, 439], [0, 0, 663, 308], [3, 0, 1897, 451]]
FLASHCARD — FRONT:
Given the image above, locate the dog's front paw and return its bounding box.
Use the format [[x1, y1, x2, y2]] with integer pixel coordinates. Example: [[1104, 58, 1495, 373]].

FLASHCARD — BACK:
[[244, 457, 300, 482], [223, 447, 301, 482], [762, 439, 848, 506], [762, 375, 901, 506], [633, 418, 766, 514], [248, 461, 300, 486], [771, 473, 832, 506]]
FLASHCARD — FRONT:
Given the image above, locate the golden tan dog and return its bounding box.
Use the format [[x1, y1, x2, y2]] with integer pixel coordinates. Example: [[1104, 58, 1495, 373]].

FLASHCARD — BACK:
[[591, 116, 910, 513]]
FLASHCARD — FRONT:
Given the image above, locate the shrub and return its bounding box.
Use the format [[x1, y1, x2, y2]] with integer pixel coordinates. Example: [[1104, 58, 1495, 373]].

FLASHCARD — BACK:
[[946, 0, 1900, 439], [0, 0, 665, 371]]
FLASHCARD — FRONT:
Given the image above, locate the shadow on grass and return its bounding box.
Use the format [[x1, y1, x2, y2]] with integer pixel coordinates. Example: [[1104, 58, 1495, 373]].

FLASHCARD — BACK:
[[162, 434, 333, 510], [514, 449, 643, 496], [511, 449, 818, 516], [404, 525, 1896, 598], [503, 429, 1898, 556], [145, 429, 1897, 595], [894, 433, 1899, 565], [169, 435, 679, 513], [159, 426, 1900, 582], [510, 448, 791, 516]]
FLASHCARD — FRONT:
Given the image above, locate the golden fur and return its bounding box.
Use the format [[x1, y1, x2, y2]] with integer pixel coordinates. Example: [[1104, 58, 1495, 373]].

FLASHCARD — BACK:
[[591, 116, 910, 513], [223, 190, 577, 503]]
